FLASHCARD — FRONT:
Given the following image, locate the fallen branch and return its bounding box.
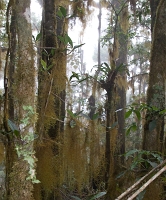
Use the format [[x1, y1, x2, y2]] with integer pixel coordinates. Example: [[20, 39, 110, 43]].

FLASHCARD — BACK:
[[128, 165, 166, 200], [115, 159, 166, 200]]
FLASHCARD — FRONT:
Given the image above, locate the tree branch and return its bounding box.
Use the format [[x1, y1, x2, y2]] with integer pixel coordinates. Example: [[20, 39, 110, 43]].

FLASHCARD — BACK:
[[115, 159, 166, 200], [128, 165, 166, 200]]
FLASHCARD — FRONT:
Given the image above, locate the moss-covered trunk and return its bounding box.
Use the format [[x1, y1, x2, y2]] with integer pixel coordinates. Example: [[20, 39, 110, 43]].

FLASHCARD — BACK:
[[5, 3, 17, 198], [105, 1, 128, 199], [115, 1, 128, 167], [143, 0, 166, 153], [105, 88, 117, 189], [5, 0, 36, 199], [34, 0, 68, 199], [142, 0, 166, 198], [101, 69, 118, 195]]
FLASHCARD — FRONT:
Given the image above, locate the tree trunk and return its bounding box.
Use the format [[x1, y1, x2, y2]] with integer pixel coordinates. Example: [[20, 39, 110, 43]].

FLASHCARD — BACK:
[[34, 0, 67, 199], [142, 2, 166, 199], [105, 1, 128, 199], [5, 0, 36, 199], [143, 0, 166, 153], [5, 3, 17, 198], [150, 0, 159, 35], [115, 3, 128, 166]]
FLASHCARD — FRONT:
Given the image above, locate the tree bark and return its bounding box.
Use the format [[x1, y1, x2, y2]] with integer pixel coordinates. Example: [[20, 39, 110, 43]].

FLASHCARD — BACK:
[[5, 3, 17, 198], [150, 0, 159, 35], [5, 0, 36, 199], [105, 1, 128, 199], [34, 0, 67, 199], [143, 0, 166, 153]]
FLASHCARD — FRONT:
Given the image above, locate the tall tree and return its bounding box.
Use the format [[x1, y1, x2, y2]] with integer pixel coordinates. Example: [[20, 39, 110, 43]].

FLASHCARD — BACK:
[[105, 0, 128, 199], [142, 0, 166, 198], [115, 0, 128, 166], [34, 0, 68, 199], [143, 0, 166, 153], [5, 1, 17, 198], [4, 0, 36, 199]]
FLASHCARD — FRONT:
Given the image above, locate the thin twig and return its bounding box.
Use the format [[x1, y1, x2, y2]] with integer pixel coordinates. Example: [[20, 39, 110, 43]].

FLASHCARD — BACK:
[[51, 92, 66, 103], [44, 78, 54, 116], [129, 73, 149, 79], [38, 77, 54, 140]]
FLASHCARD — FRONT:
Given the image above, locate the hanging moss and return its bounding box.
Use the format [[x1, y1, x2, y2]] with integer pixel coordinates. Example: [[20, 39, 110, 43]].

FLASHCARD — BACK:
[[119, 5, 129, 34], [63, 119, 89, 192], [62, 114, 106, 193], [0, 0, 5, 10], [36, 142, 56, 192]]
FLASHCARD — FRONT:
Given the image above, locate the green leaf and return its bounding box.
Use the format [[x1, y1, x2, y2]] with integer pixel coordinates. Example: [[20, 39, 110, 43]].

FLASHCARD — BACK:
[[151, 152, 162, 162], [125, 149, 139, 160], [59, 6, 67, 17], [92, 113, 99, 120], [42, 50, 49, 56], [58, 35, 65, 43], [149, 120, 156, 131], [147, 160, 158, 168], [126, 127, 131, 136], [159, 109, 166, 115], [133, 110, 141, 120], [103, 62, 111, 72], [41, 59, 47, 70], [73, 43, 85, 50], [32, 179, 40, 184], [13, 130, 20, 138], [126, 122, 137, 136], [88, 192, 106, 200], [51, 49, 55, 56], [8, 119, 19, 132], [151, 106, 158, 111], [78, 77, 89, 83], [69, 72, 80, 81], [47, 65, 53, 71], [138, 12, 142, 23], [64, 34, 69, 45], [57, 10, 63, 18], [131, 123, 137, 131], [66, 34, 73, 47], [125, 109, 133, 119], [36, 33, 41, 41], [100, 67, 107, 74], [69, 120, 76, 128], [61, 34, 73, 47], [67, 110, 76, 118], [75, 110, 83, 116]]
